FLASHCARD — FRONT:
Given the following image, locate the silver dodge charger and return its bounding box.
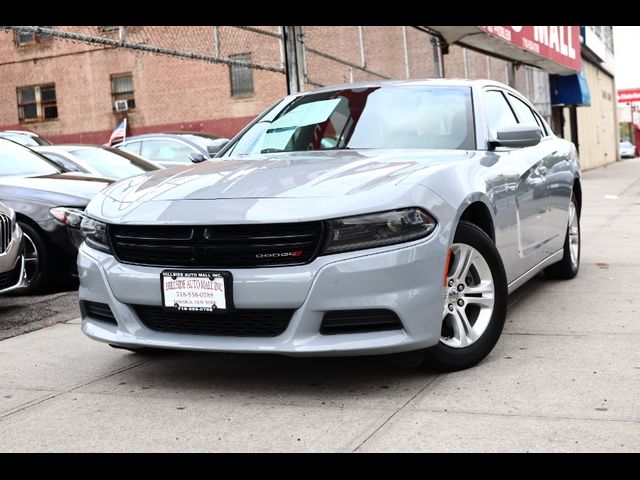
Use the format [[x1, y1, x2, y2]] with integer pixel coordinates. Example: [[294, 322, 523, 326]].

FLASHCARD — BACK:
[[78, 79, 581, 371]]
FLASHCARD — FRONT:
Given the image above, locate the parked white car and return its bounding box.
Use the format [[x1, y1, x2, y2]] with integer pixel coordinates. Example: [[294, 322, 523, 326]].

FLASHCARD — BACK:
[[620, 141, 635, 158]]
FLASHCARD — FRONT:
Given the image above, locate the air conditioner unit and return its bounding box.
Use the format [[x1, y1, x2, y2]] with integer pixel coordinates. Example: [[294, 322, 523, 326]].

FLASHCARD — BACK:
[[114, 100, 129, 112]]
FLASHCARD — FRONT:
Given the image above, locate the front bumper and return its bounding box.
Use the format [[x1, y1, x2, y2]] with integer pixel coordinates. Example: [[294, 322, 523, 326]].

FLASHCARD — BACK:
[[0, 225, 28, 294], [78, 233, 449, 356]]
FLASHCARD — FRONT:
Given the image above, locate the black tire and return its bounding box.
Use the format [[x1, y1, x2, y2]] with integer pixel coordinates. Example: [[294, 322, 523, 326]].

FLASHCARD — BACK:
[[422, 221, 508, 372], [544, 192, 580, 280], [18, 221, 52, 294]]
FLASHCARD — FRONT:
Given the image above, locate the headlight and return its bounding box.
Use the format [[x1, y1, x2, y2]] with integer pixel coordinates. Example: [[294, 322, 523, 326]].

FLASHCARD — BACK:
[[80, 216, 112, 254], [49, 207, 85, 228], [322, 208, 437, 255]]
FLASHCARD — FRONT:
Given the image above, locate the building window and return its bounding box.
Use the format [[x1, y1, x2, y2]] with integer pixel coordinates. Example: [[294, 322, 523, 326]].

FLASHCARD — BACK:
[[229, 53, 254, 97], [14, 27, 53, 46], [17, 84, 58, 122], [111, 73, 135, 112]]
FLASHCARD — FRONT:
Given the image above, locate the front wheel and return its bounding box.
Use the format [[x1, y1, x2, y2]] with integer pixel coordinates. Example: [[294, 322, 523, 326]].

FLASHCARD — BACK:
[[422, 222, 508, 372], [18, 222, 52, 294]]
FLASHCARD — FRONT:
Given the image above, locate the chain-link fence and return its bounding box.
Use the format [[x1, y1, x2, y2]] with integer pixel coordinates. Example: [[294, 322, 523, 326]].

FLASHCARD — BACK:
[[1, 26, 286, 73]]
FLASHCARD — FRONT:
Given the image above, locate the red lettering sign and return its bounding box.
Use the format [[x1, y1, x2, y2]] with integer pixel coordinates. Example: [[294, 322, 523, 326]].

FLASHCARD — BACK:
[[617, 89, 640, 104], [480, 26, 581, 73]]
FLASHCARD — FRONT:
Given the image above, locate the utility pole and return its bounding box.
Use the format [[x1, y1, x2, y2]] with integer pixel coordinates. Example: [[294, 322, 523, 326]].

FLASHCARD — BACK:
[[430, 35, 445, 78], [283, 26, 305, 94]]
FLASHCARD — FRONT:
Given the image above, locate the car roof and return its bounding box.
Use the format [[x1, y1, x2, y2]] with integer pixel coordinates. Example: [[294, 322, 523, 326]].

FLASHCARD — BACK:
[[116, 132, 220, 142], [34, 144, 101, 152], [0, 130, 41, 137], [298, 78, 509, 94]]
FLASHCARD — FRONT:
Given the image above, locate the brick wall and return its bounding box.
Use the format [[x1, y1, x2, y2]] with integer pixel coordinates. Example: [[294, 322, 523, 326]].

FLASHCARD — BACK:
[[0, 29, 287, 143]]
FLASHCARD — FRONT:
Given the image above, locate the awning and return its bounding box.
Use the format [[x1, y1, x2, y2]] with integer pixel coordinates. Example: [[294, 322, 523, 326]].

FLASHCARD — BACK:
[[427, 26, 581, 76], [550, 73, 591, 106]]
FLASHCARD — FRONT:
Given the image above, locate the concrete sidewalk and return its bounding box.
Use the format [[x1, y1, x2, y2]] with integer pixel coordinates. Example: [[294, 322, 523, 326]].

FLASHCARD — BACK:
[[1, 159, 639, 452]]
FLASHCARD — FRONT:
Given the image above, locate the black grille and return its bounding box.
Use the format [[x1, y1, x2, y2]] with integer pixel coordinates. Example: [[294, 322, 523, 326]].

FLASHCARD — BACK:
[[81, 301, 117, 325], [0, 214, 10, 253], [133, 305, 293, 337], [320, 310, 404, 335], [0, 262, 21, 290], [109, 222, 324, 268]]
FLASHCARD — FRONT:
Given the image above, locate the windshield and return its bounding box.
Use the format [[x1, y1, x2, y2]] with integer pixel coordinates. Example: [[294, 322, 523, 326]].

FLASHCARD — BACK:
[[621, 141, 633, 148], [70, 147, 154, 178], [224, 86, 475, 156], [0, 139, 60, 177]]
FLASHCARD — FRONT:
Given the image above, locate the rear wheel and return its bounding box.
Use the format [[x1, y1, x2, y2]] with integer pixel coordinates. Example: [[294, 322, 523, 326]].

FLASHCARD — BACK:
[[544, 192, 580, 279], [422, 222, 508, 372]]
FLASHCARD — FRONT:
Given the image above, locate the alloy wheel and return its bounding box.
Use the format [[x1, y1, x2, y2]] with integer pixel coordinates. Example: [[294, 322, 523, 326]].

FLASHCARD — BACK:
[[440, 243, 495, 348]]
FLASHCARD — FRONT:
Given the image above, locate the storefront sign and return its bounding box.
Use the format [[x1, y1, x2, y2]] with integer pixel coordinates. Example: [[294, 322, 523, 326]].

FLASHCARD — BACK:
[[617, 89, 640, 104], [480, 26, 581, 73]]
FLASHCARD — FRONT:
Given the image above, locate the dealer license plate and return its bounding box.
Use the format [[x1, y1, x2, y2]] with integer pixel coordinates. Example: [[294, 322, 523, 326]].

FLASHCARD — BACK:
[[161, 271, 229, 311]]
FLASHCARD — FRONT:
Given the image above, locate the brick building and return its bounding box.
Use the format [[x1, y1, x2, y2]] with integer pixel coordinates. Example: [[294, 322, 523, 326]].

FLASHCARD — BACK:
[[0, 26, 618, 170]]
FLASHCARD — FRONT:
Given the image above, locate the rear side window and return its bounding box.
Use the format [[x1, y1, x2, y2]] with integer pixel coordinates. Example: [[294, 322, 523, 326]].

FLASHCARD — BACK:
[[483, 90, 518, 139]]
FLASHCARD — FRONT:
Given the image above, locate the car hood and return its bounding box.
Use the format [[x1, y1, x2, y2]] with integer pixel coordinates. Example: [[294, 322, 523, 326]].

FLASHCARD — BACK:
[[102, 149, 474, 203], [0, 173, 112, 206]]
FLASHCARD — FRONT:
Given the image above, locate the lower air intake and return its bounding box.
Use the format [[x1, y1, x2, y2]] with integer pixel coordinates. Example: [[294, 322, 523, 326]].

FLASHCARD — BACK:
[[320, 309, 403, 335]]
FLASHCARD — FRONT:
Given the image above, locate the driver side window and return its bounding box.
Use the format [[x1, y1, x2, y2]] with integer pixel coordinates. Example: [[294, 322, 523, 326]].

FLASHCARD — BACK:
[[484, 90, 518, 140]]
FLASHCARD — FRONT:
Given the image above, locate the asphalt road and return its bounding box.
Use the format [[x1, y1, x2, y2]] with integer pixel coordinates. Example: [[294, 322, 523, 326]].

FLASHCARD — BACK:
[[1, 158, 639, 452], [0, 281, 78, 342]]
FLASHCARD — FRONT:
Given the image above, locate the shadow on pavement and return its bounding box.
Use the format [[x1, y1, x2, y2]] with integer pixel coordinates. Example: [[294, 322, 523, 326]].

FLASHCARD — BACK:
[[108, 347, 432, 395]]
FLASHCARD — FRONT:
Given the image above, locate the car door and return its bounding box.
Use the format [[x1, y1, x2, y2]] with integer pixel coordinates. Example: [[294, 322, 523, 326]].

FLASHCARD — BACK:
[[505, 93, 572, 258], [483, 89, 550, 273]]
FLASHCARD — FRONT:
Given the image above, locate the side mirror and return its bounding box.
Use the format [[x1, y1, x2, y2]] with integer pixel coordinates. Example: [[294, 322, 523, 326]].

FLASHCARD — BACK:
[[189, 152, 207, 163], [206, 138, 230, 157], [492, 125, 542, 149]]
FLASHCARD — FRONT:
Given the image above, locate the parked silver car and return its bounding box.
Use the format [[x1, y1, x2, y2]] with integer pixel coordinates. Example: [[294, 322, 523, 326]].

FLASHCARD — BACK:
[[78, 79, 581, 371], [0, 201, 27, 294]]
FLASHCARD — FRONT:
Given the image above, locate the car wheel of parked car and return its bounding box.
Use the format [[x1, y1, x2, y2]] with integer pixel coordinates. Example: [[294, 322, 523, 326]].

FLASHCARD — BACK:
[[422, 221, 508, 372], [18, 222, 52, 294], [544, 192, 580, 280]]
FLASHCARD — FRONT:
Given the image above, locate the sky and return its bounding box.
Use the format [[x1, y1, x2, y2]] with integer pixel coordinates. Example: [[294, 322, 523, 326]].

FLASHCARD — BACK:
[[613, 26, 640, 90]]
